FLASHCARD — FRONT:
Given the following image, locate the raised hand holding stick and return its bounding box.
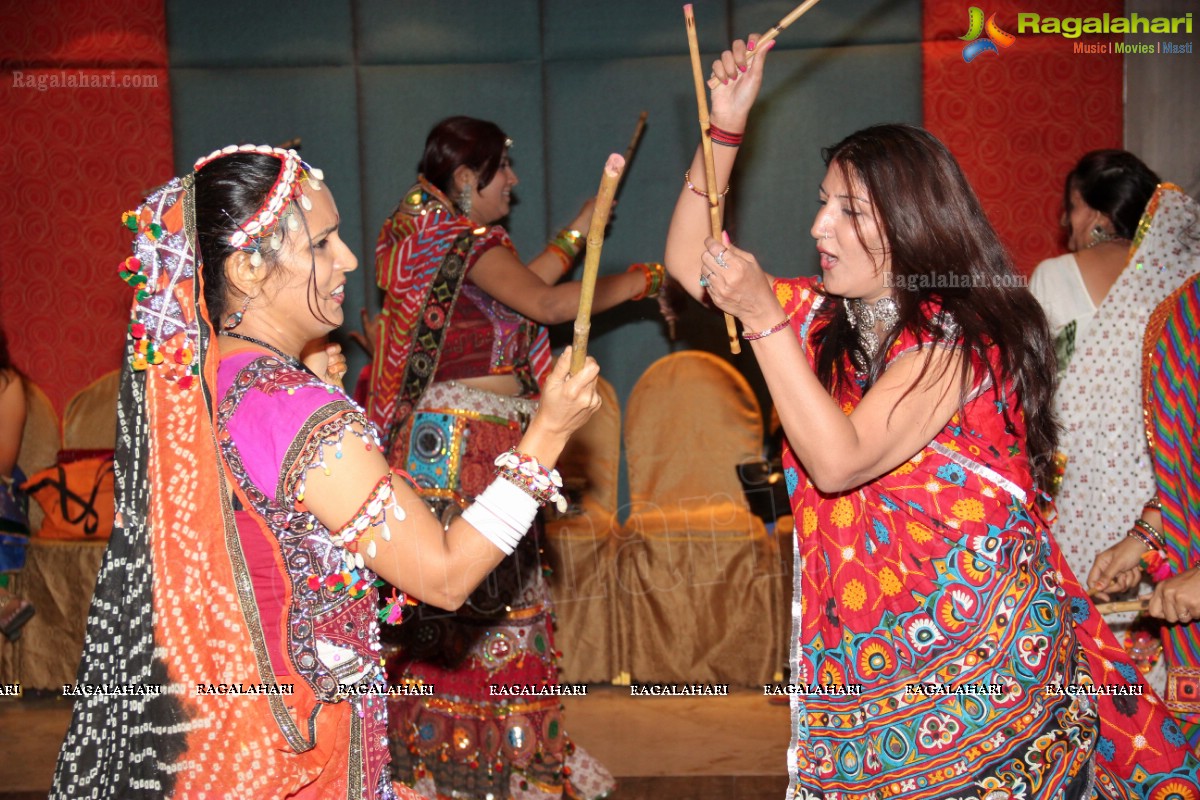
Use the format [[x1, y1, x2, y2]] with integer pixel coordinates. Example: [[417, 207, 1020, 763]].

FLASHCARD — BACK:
[[684, 4, 741, 354]]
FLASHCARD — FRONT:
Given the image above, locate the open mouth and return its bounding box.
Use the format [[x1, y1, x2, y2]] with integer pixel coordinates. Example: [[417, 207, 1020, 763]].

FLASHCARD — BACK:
[[331, 284, 345, 299]]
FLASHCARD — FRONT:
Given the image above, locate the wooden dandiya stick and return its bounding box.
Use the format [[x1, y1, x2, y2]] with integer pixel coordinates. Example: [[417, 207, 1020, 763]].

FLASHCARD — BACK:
[[754, 0, 824, 51], [1093, 596, 1152, 615], [622, 111, 649, 174], [684, 4, 741, 355], [616, 110, 678, 341], [571, 154, 626, 374]]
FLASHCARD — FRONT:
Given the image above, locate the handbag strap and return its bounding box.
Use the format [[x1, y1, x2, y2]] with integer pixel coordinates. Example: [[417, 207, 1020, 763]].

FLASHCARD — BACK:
[[23, 460, 114, 536]]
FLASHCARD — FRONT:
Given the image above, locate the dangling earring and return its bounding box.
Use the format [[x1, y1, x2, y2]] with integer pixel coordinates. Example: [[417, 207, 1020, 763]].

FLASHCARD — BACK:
[[222, 295, 251, 330], [1087, 225, 1116, 249], [456, 184, 472, 217]]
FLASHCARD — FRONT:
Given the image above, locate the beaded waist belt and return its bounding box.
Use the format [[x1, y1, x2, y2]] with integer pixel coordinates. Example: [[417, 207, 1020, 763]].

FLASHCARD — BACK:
[[418, 381, 539, 425]]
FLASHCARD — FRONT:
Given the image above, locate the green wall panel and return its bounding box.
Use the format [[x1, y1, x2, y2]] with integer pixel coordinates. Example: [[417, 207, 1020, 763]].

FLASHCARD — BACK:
[[356, 0, 541, 64], [167, 0, 354, 67]]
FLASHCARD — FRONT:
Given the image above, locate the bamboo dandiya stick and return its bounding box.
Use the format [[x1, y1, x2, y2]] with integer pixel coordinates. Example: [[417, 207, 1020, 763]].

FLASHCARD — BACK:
[[1093, 596, 1152, 615], [684, 4, 741, 355], [571, 154, 626, 374], [754, 0, 824, 51]]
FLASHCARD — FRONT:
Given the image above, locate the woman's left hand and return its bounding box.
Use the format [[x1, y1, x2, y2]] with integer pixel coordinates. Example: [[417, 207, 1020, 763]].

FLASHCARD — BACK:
[[698, 235, 781, 332], [303, 340, 348, 388]]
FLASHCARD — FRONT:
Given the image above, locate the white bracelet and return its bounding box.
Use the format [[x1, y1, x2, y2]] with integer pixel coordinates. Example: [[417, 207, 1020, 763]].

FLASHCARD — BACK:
[[461, 476, 538, 555]]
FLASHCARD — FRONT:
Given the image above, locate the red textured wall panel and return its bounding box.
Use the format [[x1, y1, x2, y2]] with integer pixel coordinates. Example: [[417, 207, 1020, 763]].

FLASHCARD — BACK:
[[923, 0, 1123, 275], [0, 0, 172, 415]]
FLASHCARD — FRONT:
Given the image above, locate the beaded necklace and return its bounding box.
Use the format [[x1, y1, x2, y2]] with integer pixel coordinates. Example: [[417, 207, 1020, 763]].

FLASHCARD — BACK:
[[222, 332, 307, 371], [219, 331, 324, 381]]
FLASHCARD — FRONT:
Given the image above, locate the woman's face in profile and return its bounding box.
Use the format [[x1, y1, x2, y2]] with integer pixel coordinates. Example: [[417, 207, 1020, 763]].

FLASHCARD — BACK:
[[259, 183, 358, 340], [810, 161, 891, 302], [468, 150, 518, 225]]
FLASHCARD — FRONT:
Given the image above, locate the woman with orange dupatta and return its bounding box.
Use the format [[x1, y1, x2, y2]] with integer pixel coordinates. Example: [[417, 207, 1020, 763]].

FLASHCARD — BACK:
[[52, 145, 601, 799]]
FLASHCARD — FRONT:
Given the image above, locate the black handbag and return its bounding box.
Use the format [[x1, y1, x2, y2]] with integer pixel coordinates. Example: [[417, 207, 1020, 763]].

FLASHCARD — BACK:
[[737, 457, 791, 522]]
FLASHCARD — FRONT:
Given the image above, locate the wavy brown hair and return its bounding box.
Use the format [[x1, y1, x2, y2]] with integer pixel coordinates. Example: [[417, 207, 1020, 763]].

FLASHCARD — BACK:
[[812, 124, 1059, 491]]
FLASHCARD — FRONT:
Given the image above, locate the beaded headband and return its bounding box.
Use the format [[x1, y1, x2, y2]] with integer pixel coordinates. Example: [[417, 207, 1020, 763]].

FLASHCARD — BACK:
[[192, 143, 325, 252]]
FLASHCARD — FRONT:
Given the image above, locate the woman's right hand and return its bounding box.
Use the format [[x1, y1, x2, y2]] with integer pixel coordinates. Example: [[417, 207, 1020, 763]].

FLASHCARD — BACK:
[[708, 34, 774, 132], [525, 347, 602, 450]]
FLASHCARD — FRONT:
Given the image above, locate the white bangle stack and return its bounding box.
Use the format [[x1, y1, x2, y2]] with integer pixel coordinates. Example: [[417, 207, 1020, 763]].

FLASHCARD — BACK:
[[461, 476, 539, 555]]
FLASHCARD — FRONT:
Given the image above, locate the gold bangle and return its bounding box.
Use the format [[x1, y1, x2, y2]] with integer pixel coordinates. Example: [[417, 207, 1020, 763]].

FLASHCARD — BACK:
[[684, 169, 730, 198]]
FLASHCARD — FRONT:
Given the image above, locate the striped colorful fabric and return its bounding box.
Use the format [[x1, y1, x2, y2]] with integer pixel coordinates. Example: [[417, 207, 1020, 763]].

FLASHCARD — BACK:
[[366, 178, 551, 449], [1149, 265, 1200, 745]]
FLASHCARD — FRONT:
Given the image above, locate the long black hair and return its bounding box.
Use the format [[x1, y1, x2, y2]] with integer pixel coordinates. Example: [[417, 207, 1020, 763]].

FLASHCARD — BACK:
[[1064, 149, 1160, 241], [418, 116, 509, 201], [193, 151, 331, 328], [812, 124, 1059, 490]]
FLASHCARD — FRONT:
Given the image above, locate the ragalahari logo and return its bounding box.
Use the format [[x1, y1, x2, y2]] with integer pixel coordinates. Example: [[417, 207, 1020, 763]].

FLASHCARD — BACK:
[[960, 7, 1017, 62]]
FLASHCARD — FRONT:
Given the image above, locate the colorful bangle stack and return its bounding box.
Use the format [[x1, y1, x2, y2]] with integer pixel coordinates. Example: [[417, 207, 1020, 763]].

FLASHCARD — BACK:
[[494, 448, 568, 513], [1127, 518, 1166, 552], [546, 228, 585, 274], [708, 123, 744, 147], [1134, 518, 1166, 548], [684, 169, 730, 198], [1143, 495, 1163, 513], [742, 311, 795, 341], [628, 262, 665, 300]]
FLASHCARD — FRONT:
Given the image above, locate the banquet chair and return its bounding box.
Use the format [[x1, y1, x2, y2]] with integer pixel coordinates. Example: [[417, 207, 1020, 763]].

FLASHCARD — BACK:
[[17, 382, 59, 532], [1, 373, 117, 689], [617, 351, 784, 685], [62, 369, 120, 451], [544, 376, 623, 683]]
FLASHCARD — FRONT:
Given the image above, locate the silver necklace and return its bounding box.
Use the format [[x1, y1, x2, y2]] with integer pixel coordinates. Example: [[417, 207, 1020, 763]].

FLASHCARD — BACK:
[[844, 296, 899, 359]]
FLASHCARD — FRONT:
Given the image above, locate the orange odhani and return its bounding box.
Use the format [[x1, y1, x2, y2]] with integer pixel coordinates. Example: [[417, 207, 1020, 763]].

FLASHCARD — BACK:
[[52, 157, 423, 799], [775, 276, 1200, 800]]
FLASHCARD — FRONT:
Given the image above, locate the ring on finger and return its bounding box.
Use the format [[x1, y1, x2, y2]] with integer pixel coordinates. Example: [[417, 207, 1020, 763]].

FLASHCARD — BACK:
[[714, 249, 729, 269], [699, 274, 709, 288]]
